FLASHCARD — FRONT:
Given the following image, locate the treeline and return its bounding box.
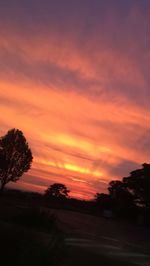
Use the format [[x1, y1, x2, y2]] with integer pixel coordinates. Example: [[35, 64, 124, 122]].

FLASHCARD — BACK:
[[1, 128, 150, 225], [42, 165, 150, 224], [95, 163, 150, 223]]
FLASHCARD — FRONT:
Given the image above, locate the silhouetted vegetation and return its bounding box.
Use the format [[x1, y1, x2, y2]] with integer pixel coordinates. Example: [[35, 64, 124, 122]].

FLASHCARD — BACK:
[[123, 163, 150, 208], [0, 129, 33, 192], [1, 128, 150, 226], [45, 183, 70, 199], [1, 127, 150, 266], [95, 163, 150, 224]]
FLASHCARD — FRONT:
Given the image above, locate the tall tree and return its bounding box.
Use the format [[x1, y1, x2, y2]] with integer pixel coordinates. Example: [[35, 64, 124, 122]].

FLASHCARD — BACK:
[[0, 129, 33, 192], [123, 163, 150, 208], [45, 183, 70, 199]]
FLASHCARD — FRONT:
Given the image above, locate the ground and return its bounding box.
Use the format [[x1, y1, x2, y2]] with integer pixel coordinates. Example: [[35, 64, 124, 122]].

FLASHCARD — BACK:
[[0, 197, 150, 266], [53, 209, 150, 266]]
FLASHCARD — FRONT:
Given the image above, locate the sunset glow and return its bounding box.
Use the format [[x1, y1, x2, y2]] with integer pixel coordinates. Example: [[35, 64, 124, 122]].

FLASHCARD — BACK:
[[1, 1, 150, 199]]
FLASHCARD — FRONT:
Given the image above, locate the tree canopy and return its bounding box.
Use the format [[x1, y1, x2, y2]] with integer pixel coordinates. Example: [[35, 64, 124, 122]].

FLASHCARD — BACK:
[[123, 163, 150, 208], [45, 183, 70, 199], [0, 129, 33, 191], [108, 180, 134, 203], [95, 163, 150, 221]]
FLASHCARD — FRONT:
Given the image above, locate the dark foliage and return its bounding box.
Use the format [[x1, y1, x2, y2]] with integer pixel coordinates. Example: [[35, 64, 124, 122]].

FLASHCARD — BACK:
[[45, 183, 70, 199], [108, 180, 134, 204], [123, 163, 150, 208], [0, 129, 33, 192], [108, 180, 136, 219], [95, 163, 150, 222]]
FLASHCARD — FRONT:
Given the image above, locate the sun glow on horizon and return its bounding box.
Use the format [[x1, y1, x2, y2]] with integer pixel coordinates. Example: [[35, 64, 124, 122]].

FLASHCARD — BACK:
[[36, 159, 104, 178]]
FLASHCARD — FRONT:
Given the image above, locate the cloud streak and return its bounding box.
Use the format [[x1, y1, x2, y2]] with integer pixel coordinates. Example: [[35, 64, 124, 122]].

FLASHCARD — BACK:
[[1, 0, 150, 199]]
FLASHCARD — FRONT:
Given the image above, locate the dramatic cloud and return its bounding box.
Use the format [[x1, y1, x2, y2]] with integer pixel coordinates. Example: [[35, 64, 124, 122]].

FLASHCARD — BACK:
[[0, 0, 150, 199]]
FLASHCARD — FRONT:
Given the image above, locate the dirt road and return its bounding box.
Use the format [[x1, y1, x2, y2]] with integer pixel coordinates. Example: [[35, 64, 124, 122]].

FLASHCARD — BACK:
[[52, 209, 150, 266]]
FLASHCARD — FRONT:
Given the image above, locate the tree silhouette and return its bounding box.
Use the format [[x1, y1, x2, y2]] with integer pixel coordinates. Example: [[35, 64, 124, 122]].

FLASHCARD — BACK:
[[95, 193, 113, 210], [123, 163, 150, 208], [108, 180, 133, 202], [108, 180, 135, 218], [0, 129, 33, 192], [95, 163, 150, 221], [45, 183, 70, 199]]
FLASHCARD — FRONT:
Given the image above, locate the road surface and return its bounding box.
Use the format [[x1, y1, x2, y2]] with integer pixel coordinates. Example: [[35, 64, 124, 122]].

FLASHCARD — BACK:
[[52, 209, 150, 266]]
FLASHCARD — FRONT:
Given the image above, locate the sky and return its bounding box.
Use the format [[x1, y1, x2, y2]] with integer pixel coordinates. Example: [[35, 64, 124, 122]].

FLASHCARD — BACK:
[[0, 0, 150, 199]]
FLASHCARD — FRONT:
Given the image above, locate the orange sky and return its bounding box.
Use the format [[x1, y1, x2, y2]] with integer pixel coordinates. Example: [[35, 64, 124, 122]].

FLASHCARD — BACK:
[[0, 1, 150, 199]]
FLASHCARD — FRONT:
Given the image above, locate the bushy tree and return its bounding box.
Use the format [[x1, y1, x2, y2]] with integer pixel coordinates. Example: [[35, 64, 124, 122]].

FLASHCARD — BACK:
[[95, 163, 150, 221], [108, 180, 133, 202], [0, 129, 33, 192], [45, 183, 70, 199], [123, 163, 150, 208], [108, 180, 135, 218]]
